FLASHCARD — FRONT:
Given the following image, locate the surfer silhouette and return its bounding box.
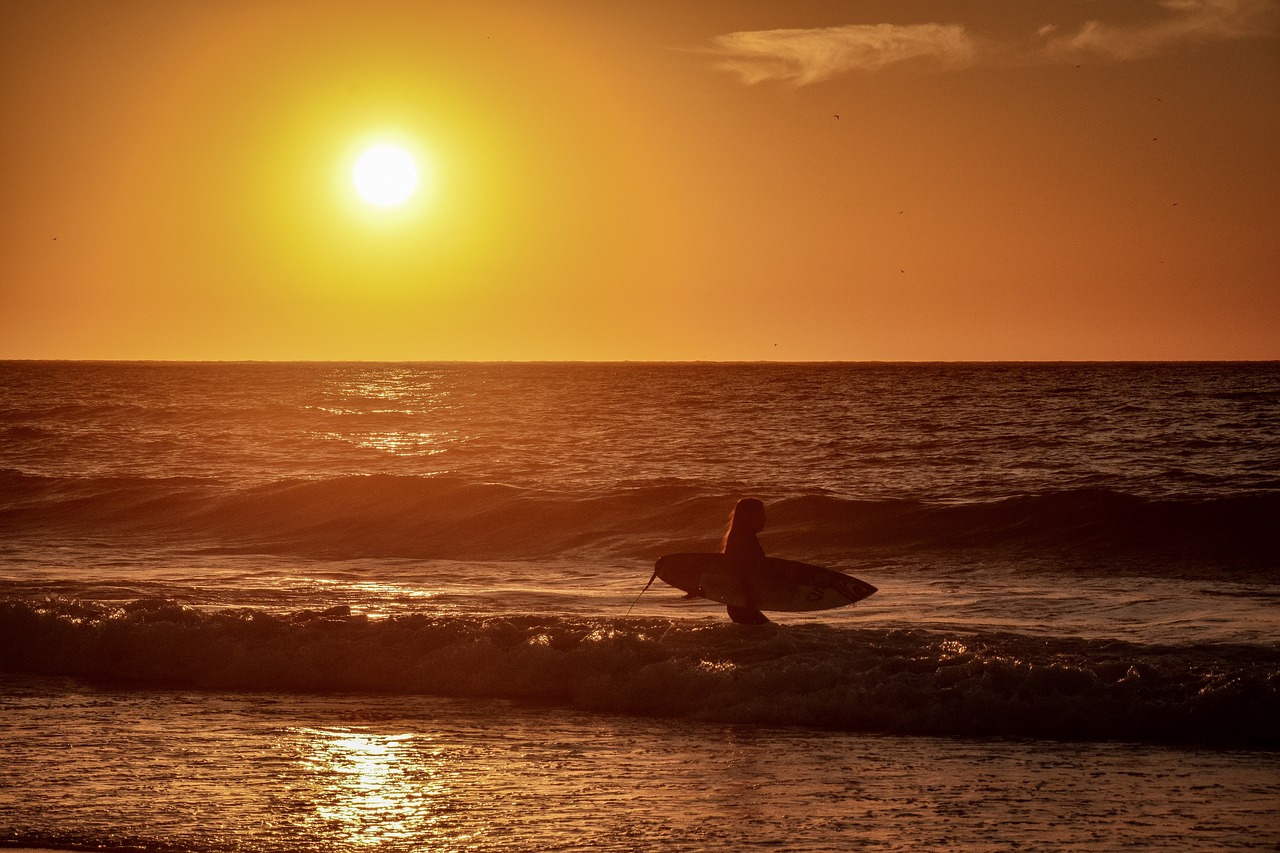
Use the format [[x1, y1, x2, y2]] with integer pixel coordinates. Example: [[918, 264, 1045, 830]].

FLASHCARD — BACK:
[[721, 498, 772, 624]]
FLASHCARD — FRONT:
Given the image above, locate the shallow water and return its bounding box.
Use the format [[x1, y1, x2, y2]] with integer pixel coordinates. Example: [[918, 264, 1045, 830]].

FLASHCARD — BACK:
[[2, 676, 1277, 852]]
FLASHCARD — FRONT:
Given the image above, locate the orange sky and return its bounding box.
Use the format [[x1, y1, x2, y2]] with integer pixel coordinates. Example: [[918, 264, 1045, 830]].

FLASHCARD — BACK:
[[2, 0, 1278, 360]]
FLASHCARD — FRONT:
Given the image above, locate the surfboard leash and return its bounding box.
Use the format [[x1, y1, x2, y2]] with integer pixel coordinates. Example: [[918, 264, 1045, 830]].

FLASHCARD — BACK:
[[624, 566, 660, 618]]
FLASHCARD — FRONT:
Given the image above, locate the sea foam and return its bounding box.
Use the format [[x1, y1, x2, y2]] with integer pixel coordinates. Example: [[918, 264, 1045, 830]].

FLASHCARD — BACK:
[[2, 597, 1274, 746]]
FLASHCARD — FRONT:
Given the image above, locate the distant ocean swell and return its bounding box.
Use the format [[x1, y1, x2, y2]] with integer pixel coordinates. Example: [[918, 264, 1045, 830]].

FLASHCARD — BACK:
[[1, 598, 1275, 746], [1, 470, 1275, 568]]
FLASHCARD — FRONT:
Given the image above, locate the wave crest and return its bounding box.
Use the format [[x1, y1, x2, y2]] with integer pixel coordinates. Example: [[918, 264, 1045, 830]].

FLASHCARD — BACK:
[[1, 471, 1275, 571], [2, 598, 1275, 746]]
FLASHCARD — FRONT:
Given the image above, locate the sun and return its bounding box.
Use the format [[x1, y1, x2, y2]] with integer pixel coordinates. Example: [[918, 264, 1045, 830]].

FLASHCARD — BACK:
[[351, 143, 419, 207]]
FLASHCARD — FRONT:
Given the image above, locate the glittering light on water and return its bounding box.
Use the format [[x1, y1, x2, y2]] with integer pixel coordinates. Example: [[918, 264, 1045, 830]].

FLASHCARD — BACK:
[[296, 728, 435, 848]]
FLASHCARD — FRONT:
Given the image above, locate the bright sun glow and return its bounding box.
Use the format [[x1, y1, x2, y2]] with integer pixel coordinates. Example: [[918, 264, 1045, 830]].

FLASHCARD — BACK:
[[352, 144, 419, 207]]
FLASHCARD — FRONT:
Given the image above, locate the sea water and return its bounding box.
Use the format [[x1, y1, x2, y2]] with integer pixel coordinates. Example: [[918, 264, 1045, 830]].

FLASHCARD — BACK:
[[1, 361, 1277, 850]]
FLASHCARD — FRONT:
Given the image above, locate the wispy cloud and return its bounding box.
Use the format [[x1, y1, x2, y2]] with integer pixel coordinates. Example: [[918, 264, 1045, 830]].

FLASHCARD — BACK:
[[1041, 0, 1277, 62], [710, 24, 977, 85], [709, 0, 1277, 84]]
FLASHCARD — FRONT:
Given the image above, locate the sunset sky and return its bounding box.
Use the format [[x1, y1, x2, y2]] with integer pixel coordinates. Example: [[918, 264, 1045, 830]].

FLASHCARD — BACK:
[[3, 0, 1277, 361]]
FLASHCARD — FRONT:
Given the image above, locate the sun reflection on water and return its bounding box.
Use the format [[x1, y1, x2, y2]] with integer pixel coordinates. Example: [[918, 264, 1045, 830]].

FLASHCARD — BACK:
[[315, 429, 458, 457], [356, 431, 454, 456], [293, 727, 463, 848]]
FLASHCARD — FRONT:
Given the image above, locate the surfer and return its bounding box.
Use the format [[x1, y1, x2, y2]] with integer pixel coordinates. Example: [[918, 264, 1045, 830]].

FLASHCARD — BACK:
[[721, 498, 771, 625]]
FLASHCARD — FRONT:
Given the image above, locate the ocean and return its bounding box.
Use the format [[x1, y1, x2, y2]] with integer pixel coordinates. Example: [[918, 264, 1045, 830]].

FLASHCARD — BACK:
[[1, 361, 1277, 851]]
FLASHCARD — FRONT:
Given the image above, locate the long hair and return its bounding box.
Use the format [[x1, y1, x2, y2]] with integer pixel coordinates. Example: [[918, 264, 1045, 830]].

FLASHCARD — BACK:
[[721, 498, 766, 550]]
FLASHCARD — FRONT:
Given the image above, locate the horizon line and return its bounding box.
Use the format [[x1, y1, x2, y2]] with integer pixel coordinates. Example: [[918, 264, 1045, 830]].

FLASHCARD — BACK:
[[2, 358, 1277, 366]]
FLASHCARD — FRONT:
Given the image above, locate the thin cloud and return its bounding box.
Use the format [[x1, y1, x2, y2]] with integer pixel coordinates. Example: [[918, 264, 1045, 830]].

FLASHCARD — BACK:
[[709, 0, 1277, 84], [709, 23, 977, 85], [1041, 0, 1278, 62]]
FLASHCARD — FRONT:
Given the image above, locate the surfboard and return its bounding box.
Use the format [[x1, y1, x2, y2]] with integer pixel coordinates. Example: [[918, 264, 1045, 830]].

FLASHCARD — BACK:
[[654, 553, 877, 612]]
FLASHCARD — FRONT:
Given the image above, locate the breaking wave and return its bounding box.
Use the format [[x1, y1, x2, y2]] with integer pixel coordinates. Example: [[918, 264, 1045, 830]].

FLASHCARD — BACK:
[[1, 597, 1275, 747]]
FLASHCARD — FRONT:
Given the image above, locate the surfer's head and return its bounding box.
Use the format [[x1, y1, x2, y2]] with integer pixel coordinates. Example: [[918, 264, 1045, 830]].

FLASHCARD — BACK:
[[728, 498, 766, 535]]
